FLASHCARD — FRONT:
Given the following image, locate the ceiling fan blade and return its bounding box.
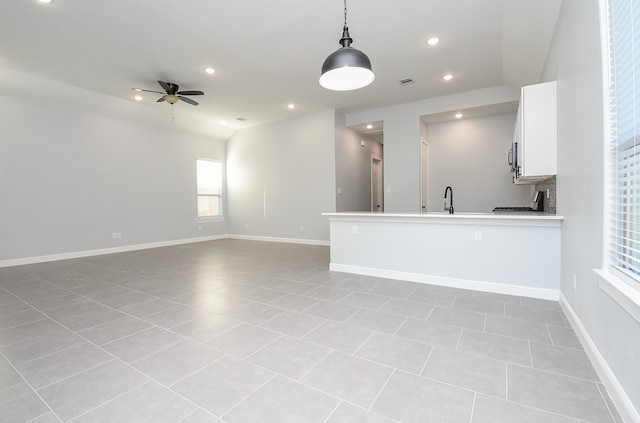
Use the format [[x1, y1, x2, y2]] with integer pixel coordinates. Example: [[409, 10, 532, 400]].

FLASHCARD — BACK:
[[133, 88, 164, 94], [156, 97, 165, 103], [177, 90, 204, 96], [179, 96, 198, 106], [157, 81, 172, 92]]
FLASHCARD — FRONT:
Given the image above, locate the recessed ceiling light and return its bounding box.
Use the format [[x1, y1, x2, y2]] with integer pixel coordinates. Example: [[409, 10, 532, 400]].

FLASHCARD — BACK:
[[133, 95, 143, 102], [132, 88, 142, 92], [455, 113, 463, 119], [366, 124, 373, 129], [426, 37, 440, 46], [442, 74, 454, 81], [287, 103, 296, 110], [204, 67, 216, 75], [220, 120, 227, 125], [38, 0, 53, 4]]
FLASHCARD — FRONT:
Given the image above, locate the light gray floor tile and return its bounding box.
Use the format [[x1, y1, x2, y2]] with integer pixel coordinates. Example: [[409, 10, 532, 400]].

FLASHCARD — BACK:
[[430, 285, 475, 297], [268, 293, 321, 312], [485, 314, 552, 343], [206, 323, 281, 358], [405, 290, 457, 307], [46, 302, 127, 332], [141, 304, 204, 329], [530, 341, 599, 381], [170, 314, 242, 344], [101, 326, 185, 363], [271, 280, 317, 295], [178, 409, 224, 422], [472, 394, 580, 423], [508, 364, 614, 423], [547, 324, 583, 349], [16, 342, 113, 389], [300, 350, 393, 409], [345, 308, 406, 334], [260, 310, 325, 338], [77, 316, 153, 346], [304, 300, 360, 322], [172, 355, 274, 417], [223, 375, 339, 423], [472, 291, 522, 304], [1, 328, 85, 366], [37, 359, 149, 422], [427, 306, 486, 330], [26, 293, 88, 312], [305, 286, 352, 302], [378, 298, 434, 319], [248, 335, 330, 380], [236, 287, 287, 303], [597, 383, 625, 423], [26, 412, 62, 423], [0, 354, 23, 390], [0, 319, 66, 348], [355, 332, 431, 374], [0, 300, 31, 317], [422, 347, 506, 398], [132, 339, 224, 386], [369, 282, 415, 299], [339, 291, 390, 309], [0, 382, 50, 423], [221, 301, 285, 325], [303, 320, 374, 353], [92, 290, 156, 310], [453, 296, 505, 316], [0, 308, 48, 330], [520, 297, 561, 311], [334, 278, 382, 292], [505, 303, 566, 326], [457, 329, 532, 366], [395, 317, 461, 347], [72, 381, 196, 423], [371, 370, 475, 423], [119, 298, 181, 318], [325, 402, 397, 423]]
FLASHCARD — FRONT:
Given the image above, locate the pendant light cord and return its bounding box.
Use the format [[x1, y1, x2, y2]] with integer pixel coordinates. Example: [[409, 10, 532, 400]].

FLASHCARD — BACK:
[[343, 0, 348, 26]]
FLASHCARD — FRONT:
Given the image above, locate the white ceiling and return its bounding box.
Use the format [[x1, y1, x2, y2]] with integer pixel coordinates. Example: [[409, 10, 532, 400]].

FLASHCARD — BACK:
[[0, 0, 561, 140]]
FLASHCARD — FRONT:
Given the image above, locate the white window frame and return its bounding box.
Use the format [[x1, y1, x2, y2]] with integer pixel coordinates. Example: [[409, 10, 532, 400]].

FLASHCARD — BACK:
[[196, 158, 224, 222], [599, 0, 640, 323]]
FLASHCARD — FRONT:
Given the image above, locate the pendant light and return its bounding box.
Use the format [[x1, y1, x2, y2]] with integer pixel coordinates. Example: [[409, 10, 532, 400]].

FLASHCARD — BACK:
[[319, 0, 375, 91]]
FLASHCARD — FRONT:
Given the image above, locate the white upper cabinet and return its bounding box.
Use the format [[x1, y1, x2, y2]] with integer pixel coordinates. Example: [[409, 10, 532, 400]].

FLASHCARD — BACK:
[[514, 81, 557, 184]]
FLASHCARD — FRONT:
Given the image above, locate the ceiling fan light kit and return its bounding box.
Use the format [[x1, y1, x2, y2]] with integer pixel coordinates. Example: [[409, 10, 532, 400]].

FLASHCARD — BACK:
[[133, 81, 204, 106], [320, 0, 374, 91]]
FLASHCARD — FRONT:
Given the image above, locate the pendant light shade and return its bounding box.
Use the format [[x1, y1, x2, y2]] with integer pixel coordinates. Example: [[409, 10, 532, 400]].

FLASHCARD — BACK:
[[320, 1, 374, 91]]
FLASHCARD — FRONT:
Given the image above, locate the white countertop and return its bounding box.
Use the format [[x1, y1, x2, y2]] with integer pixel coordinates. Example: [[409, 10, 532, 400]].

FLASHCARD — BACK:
[[322, 212, 563, 226]]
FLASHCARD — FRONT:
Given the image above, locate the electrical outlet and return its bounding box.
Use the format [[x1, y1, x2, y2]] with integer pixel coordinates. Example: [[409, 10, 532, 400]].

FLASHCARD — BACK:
[[337, 188, 342, 194], [572, 273, 577, 290], [352, 225, 358, 234], [299, 226, 304, 232], [245, 224, 249, 229], [111, 232, 122, 239], [547, 189, 550, 199], [474, 231, 483, 242]]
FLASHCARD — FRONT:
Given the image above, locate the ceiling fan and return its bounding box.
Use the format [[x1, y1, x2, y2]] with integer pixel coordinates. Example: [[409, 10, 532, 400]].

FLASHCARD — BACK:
[[133, 81, 204, 106]]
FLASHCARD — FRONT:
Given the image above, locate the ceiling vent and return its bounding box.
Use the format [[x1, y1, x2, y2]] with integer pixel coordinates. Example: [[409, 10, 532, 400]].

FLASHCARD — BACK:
[[399, 78, 415, 86], [235, 117, 247, 121]]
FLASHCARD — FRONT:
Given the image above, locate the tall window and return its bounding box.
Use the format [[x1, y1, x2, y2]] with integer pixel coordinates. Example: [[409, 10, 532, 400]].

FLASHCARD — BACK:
[[196, 159, 223, 219], [606, 0, 640, 286]]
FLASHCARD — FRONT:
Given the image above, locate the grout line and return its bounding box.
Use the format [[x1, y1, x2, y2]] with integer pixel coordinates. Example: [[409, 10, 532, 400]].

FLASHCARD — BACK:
[[468, 392, 477, 423], [419, 345, 434, 376]]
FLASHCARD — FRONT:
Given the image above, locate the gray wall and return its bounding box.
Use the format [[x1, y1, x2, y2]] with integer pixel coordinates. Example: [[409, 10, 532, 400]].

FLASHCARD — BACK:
[[335, 124, 383, 212], [548, 0, 640, 414], [225, 110, 336, 242], [0, 94, 228, 263], [426, 113, 533, 213]]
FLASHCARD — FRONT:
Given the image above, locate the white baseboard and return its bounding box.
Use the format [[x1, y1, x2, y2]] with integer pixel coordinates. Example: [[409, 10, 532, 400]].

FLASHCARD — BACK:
[[559, 293, 640, 423], [329, 263, 559, 300], [228, 234, 330, 246], [0, 235, 228, 268]]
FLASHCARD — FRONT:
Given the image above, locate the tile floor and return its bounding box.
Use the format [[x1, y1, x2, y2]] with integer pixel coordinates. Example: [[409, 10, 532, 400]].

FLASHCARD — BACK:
[[0, 239, 624, 423]]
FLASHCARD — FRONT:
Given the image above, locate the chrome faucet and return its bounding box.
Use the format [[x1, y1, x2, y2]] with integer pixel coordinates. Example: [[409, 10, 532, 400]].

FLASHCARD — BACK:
[[444, 186, 454, 214]]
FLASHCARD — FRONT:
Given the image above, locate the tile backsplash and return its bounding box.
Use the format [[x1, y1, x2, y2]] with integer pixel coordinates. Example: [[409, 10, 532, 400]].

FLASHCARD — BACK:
[[535, 176, 556, 214]]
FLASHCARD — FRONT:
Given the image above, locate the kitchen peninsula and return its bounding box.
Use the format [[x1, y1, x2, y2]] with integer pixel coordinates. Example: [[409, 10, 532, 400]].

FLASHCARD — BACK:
[[323, 212, 563, 300]]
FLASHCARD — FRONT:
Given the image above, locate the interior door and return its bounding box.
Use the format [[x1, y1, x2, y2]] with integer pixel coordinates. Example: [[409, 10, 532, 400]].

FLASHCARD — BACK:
[[371, 157, 383, 212]]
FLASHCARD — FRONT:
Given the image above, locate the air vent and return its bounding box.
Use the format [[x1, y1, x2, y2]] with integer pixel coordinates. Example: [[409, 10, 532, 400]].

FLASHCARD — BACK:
[[399, 78, 415, 86], [236, 117, 247, 121]]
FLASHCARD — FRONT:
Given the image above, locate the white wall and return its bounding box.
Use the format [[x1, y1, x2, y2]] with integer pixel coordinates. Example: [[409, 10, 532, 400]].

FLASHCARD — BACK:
[[335, 124, 383, 212], [0, 94, 228, 263], [346, 86, 521, 212], [426, 113, 533, 213], [226, 110, 336, 242], [548, 0, 640, 417]]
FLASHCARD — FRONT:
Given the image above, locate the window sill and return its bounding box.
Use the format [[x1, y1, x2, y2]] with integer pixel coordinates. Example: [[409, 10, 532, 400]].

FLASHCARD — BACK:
[[594, 269, 640, 324], [197, 217, 224, 223]]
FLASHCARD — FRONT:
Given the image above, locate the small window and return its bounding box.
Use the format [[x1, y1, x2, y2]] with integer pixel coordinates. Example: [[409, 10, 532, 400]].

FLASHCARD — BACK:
[[196, 159, 223, 219]]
